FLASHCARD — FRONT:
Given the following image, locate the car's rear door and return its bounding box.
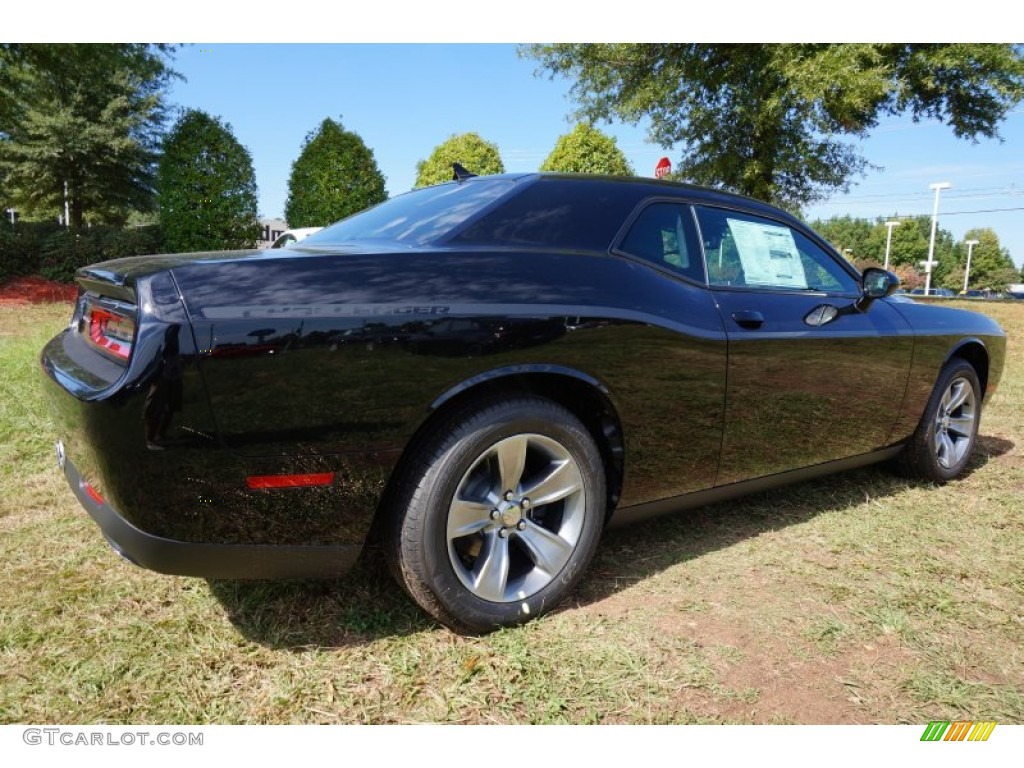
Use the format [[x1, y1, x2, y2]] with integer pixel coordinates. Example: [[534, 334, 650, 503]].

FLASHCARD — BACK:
[[693, 205, 915, 485]]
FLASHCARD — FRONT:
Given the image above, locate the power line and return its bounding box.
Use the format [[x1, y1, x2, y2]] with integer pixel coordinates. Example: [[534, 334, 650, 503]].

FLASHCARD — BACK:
[[942, 206, 1024, 216], [814, 205, 1024, 221], [819, 184, 1021, 204]]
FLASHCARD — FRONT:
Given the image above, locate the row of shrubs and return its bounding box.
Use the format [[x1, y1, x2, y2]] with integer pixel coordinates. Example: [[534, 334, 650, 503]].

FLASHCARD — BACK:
[[0, 221, 164, 284]]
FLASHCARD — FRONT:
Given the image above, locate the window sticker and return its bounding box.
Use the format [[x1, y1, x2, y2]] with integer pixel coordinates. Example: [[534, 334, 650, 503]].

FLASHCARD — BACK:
[[726, 219, 807, 289]]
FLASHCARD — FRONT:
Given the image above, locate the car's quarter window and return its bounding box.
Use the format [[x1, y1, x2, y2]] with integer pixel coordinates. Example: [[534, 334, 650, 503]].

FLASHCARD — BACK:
[[617, 202, 705, 283], [451, 177, 640, 253], [694, 206, 858, 294]]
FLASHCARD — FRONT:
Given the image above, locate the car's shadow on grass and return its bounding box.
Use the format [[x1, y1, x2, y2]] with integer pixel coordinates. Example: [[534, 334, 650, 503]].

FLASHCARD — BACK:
[[206, 557, 433, 649], [568, 433, 1015, 612], [208, 435, 1014, 649]]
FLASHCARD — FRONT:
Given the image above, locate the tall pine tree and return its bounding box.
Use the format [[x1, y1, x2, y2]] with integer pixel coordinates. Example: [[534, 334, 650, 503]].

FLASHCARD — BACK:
[[285, 118, 386, 227], [0, 44, 177, 227], [158, 109, 259, 253]]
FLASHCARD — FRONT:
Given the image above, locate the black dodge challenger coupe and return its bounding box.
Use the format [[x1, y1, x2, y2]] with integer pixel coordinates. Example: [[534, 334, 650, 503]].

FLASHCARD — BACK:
[[41, 173, 1006, 632]]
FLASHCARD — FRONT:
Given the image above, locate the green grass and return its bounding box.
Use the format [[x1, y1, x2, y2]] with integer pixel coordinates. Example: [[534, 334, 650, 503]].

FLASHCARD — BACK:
[[1, 299, 1022, 724]]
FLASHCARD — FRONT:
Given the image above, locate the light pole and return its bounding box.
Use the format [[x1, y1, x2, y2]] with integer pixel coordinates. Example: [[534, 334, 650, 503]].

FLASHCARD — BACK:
[[925, 182, 951, 295], [963, 239, 979, 293], [883, 220, 901, 270]]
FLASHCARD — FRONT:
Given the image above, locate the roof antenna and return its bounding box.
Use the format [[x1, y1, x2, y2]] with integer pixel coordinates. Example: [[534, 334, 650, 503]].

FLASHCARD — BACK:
[[452, 162, 477, 182]]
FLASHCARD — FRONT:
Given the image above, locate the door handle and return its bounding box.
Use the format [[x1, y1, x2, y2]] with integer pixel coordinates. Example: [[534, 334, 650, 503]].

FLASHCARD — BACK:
[[731, 310, 765, 330]]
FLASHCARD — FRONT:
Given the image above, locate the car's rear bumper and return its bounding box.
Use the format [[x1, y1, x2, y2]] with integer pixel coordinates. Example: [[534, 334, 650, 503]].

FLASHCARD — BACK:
[[60, 449, 361, 580]]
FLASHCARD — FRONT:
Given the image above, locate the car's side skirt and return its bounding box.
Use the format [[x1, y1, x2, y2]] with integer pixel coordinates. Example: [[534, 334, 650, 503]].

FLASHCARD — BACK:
[[608, 445, 904, 529]]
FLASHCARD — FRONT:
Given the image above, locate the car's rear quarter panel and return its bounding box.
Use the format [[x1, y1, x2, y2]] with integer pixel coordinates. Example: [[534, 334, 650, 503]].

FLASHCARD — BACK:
[[41, 270, 386, 550], [171, 247, 730, 525]]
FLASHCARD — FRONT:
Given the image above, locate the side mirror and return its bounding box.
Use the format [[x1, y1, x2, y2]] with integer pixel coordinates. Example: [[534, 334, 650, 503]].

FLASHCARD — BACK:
[[858, 267, 900, 310]]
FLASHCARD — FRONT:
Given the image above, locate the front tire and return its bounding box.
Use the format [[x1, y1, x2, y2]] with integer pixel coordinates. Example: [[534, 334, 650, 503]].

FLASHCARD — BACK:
[[896, 357, 982, 483], [387, 396, 606, 633]]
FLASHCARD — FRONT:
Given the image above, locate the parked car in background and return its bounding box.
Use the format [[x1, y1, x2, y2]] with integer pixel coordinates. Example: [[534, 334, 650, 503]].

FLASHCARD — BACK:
[[271, 227, 323, 249], [41, 173, 1006, 633], [910, 287, 955, 297]]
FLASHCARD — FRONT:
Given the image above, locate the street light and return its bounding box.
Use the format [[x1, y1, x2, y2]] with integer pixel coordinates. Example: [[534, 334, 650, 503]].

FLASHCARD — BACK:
[[925, 182, 951, 295], [883, 220, 901, 270], [963, 239, 980, 293]]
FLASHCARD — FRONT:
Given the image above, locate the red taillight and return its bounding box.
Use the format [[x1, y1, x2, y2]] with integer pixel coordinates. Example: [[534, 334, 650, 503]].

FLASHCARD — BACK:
[[84, 301, 135, 360]]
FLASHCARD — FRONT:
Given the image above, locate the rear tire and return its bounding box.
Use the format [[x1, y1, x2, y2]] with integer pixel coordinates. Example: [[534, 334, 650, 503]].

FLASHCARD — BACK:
[[895, 358, 982, 483], [387, 396, 606, 633]]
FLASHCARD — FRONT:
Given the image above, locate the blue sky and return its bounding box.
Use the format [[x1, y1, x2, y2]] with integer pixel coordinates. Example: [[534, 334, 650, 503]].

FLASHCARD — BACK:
[[164, 44, 1024, 267]]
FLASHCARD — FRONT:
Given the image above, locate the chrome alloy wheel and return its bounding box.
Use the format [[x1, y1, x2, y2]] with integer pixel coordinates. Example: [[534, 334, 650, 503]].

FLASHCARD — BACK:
[[446, 433, 586, 603], [933, 376, 977, 470]]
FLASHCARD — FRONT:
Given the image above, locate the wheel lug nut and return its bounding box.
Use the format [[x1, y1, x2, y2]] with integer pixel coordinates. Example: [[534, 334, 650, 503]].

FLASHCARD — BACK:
[[521, 497, 531, 509], [517, 520, 526, 531], [498, 528, 509, 538], [504, 491, 514, 501], [490, 509, 500, 520]]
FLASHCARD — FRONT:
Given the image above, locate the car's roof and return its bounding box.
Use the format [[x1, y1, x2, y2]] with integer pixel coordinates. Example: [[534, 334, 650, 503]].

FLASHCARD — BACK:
[[464, 172, 802, 226]]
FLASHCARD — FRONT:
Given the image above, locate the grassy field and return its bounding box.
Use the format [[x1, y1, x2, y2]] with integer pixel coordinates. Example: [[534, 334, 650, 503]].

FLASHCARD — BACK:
[[1, 299, 1021, 724]]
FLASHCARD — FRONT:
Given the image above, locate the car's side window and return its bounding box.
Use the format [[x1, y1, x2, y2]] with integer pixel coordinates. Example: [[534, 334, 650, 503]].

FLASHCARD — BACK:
[[618, 202, 705, 283], [694, 206, 858, 293]]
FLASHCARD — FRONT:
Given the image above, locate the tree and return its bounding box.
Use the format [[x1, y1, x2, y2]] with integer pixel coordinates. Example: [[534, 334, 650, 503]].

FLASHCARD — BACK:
[[158, 109, 259, 253], [897, 215, 959, 288], [284, 118, 386, 227], [0, 44, 177, 228], [808, 215, 874, 262], [540, 123, 634, 175], [524, 44, 1024, 209], [948, 228, 1018, 290], [863, 216, 930, 269], [415, 133, 504, 188], [810, 213, 962, 286]]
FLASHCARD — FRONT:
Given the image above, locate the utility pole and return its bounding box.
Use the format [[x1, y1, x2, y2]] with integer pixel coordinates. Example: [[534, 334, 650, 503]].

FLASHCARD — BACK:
[[883, 220, 900, 270], [963, 239, 979, 293], [925, 182, 951, 295]]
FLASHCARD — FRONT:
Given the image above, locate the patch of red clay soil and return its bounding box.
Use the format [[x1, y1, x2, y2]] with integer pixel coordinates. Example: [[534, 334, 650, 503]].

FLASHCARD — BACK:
[[0, 276, 77, 306], [586, 588, 915, 724]]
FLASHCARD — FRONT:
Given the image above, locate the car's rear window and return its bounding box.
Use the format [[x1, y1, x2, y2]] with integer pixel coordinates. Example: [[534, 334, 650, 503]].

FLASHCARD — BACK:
[[302, 179, 517, 246]]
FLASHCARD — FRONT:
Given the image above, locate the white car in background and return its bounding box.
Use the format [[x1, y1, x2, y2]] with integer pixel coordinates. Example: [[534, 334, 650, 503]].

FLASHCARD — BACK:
[[271, 227, 323, 249]]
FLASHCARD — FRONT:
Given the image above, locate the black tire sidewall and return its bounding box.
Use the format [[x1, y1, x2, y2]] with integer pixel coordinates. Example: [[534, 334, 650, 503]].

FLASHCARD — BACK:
[[916, 360, 982, 482], [404, 399, 605, 632]]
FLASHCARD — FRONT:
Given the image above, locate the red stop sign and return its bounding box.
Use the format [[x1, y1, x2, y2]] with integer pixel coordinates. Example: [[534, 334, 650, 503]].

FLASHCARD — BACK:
[[655, 157, 671, 179]]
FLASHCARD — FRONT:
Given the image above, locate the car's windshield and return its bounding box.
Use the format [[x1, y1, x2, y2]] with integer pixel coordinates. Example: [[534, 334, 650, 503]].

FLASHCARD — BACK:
[[302, 178, 517, 247]]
